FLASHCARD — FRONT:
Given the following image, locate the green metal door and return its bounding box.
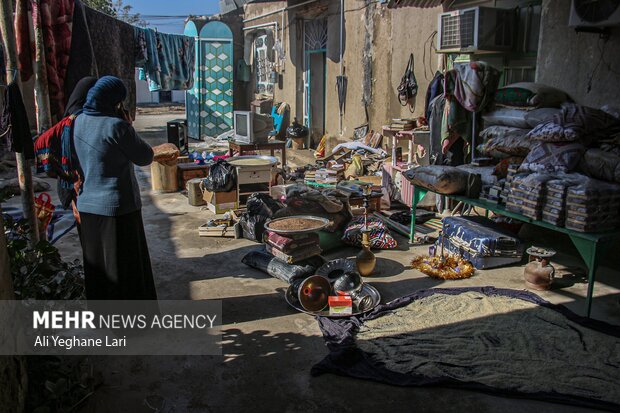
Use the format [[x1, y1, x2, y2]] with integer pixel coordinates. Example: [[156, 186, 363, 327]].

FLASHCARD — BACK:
[[185, 21, 233, 140]]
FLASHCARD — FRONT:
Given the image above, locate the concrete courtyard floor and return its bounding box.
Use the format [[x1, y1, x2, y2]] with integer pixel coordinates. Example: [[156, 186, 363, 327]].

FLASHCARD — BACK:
[[41, 113, 620, 412]]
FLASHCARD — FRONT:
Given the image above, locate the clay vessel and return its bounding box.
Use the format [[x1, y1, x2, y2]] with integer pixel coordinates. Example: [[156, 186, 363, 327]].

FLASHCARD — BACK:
[[524, 258, 555, 290]]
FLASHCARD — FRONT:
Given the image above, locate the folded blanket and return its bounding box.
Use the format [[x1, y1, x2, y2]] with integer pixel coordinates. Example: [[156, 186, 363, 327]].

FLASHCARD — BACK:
[[265, 231, 319, 254]]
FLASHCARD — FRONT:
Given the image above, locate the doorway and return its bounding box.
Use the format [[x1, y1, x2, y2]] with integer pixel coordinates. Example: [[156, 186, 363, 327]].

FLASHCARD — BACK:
[[303, 19, 327, 148]]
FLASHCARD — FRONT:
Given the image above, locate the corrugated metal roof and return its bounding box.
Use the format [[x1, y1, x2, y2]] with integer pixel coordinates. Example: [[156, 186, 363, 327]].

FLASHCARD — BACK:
[[387, 0, 443, 8]]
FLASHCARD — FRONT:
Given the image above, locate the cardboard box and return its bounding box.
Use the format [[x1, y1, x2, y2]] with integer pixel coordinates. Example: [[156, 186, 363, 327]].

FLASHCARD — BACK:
[[328, 295, 352, 315], [203, 189, 238, 214]]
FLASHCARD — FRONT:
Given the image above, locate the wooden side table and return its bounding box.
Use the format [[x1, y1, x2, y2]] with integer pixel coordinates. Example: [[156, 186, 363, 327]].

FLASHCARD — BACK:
[[382, 126, 415, 166], [228, 140, 287, 166]]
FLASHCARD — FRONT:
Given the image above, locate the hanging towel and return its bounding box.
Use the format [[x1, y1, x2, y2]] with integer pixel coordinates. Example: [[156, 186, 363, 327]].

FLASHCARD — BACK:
[[135, 27, 195, 92], [0, 83, 35, 159]]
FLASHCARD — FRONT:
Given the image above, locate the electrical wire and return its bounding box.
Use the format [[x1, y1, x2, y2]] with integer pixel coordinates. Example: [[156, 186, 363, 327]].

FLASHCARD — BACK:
[[587, 35, 620, 94], [423, 30, 437, 81]]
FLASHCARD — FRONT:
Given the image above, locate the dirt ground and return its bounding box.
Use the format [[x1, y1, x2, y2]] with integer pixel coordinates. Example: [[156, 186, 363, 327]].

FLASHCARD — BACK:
[[11, 112, 620, 412]]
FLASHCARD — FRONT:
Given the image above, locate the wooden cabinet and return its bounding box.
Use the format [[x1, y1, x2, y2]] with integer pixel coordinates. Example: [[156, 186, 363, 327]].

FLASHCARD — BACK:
[[235, 164, 272, 208]]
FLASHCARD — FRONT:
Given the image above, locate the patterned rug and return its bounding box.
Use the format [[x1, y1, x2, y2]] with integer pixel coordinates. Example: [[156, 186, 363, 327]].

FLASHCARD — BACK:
[[313, 287, 620, 410]]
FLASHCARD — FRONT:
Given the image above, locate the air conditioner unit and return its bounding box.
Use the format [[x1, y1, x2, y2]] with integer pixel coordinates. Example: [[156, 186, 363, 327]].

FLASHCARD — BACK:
[[437, 7, 516, 54], [569, 0, 620, 28]]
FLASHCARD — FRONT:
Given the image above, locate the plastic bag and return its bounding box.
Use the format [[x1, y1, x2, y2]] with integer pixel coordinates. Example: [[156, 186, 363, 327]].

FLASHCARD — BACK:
[[34, 192, 55, 236], [203, 159, 237, 192], [239, 214, 268, 242], [246, 193, 283, 217]]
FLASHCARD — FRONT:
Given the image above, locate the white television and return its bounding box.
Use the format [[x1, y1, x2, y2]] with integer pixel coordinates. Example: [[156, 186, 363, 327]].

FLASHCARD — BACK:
[[233, 111, 273, 144]]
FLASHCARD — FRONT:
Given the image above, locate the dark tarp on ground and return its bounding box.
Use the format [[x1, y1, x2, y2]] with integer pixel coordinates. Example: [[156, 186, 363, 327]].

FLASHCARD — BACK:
[[313, 287, 620, 411]]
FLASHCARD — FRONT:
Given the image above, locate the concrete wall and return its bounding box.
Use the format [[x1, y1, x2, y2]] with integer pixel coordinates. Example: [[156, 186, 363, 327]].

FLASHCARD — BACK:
[[536, 0, 620, 108], [242, 0, 443, 146]]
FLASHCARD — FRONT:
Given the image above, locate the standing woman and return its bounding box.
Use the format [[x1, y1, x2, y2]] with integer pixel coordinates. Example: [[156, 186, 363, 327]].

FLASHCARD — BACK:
[[73, 76, 157, 300], [34, 76, 98, 223]]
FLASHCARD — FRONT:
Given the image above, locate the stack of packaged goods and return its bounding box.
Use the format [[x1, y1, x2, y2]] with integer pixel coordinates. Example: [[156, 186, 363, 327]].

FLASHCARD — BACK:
[[497, 165, 521, 205], [390, 118, 415, 130], [264, 231, 322, 264], [314, 167, 344, 185], [541, 174, 588, 226], [506, 173, 555, 220], [304, 170, 316, 185], [565, 179, 620, 232]]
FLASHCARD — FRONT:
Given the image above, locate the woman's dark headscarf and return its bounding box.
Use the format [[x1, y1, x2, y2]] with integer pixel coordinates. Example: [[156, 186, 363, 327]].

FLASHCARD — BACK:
[[83, 76, 128, 116], [57, 76, 97, 210], [64, 76, 97, 117]]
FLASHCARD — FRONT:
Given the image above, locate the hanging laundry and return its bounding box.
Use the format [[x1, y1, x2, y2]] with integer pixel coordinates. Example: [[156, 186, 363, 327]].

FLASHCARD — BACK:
[[64, 0, 97, 102], [134, 27, 195, 92], [15, 0, 75, 121], [15, 0, 33, 81], [424, 71, 444, 121], [0, 83, 35, 159], [33, 115, 78, 186], [72, 4, 136, 118], [444, 62, 500, 113]]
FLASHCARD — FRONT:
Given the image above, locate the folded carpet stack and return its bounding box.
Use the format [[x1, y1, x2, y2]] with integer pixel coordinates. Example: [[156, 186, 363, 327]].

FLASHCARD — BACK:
[[264, 231, 321, 264]]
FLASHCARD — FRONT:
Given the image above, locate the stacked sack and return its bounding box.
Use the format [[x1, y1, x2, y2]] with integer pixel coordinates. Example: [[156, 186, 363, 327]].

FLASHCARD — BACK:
[[479, 82, 568, 177], [521, 103, 620, 175], [565, 179, 620, 232]]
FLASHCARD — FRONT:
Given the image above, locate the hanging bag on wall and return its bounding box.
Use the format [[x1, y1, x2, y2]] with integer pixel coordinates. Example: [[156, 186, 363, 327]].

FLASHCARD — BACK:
[[397, 53, 418, 112]]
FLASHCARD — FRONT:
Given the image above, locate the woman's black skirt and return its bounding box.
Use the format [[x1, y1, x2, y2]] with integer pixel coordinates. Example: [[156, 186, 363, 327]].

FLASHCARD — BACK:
[[79, 210, 157, 300]]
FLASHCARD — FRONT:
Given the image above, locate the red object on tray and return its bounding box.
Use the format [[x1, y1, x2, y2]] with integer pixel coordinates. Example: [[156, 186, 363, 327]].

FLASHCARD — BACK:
[[328, 295, 352, 307]]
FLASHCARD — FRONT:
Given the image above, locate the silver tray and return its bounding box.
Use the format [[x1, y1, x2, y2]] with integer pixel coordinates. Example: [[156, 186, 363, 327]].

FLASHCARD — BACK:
[[227, 155, 278, 167], [285, 283, 381, 318], [264, 215, 330, 235]]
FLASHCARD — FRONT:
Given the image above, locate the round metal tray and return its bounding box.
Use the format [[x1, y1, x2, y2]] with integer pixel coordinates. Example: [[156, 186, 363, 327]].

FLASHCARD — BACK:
[[285, 283, 381, 318], [264, 216, 330, 235], [227, 155, 278, 167]]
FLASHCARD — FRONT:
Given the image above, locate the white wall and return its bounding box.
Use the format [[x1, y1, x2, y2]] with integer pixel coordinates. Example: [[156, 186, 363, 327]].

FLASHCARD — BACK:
[[135, 69, 160, 104], [135, 70, 187, 104]]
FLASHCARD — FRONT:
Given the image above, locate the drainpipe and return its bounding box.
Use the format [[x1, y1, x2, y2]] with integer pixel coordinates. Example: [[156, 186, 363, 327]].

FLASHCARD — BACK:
[[339, 0, 344, 135]]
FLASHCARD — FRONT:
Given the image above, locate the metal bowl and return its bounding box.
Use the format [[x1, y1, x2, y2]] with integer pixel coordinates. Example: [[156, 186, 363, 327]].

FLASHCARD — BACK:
[[264, 216, 330, 235], [316, 259, 356, 283], [285, 283, 381, 318], [226, 155, 278, 167]]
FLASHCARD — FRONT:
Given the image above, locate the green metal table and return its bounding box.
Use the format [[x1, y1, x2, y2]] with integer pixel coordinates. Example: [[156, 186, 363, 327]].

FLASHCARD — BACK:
[[410, 186, 620, 318]]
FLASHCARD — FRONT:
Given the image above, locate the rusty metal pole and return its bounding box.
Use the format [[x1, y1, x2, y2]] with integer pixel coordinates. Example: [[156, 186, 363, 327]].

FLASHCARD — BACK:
[[0, 0, 40, 245]]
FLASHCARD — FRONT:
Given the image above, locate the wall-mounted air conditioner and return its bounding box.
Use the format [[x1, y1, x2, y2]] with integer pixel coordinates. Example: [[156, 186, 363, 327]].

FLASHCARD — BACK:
[[437, 7, 516, 54], [569, 0, 620, 28]]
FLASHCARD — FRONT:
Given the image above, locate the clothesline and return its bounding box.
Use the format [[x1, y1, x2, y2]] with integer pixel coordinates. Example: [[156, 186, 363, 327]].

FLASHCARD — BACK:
[[14, 0, 196, 122]]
